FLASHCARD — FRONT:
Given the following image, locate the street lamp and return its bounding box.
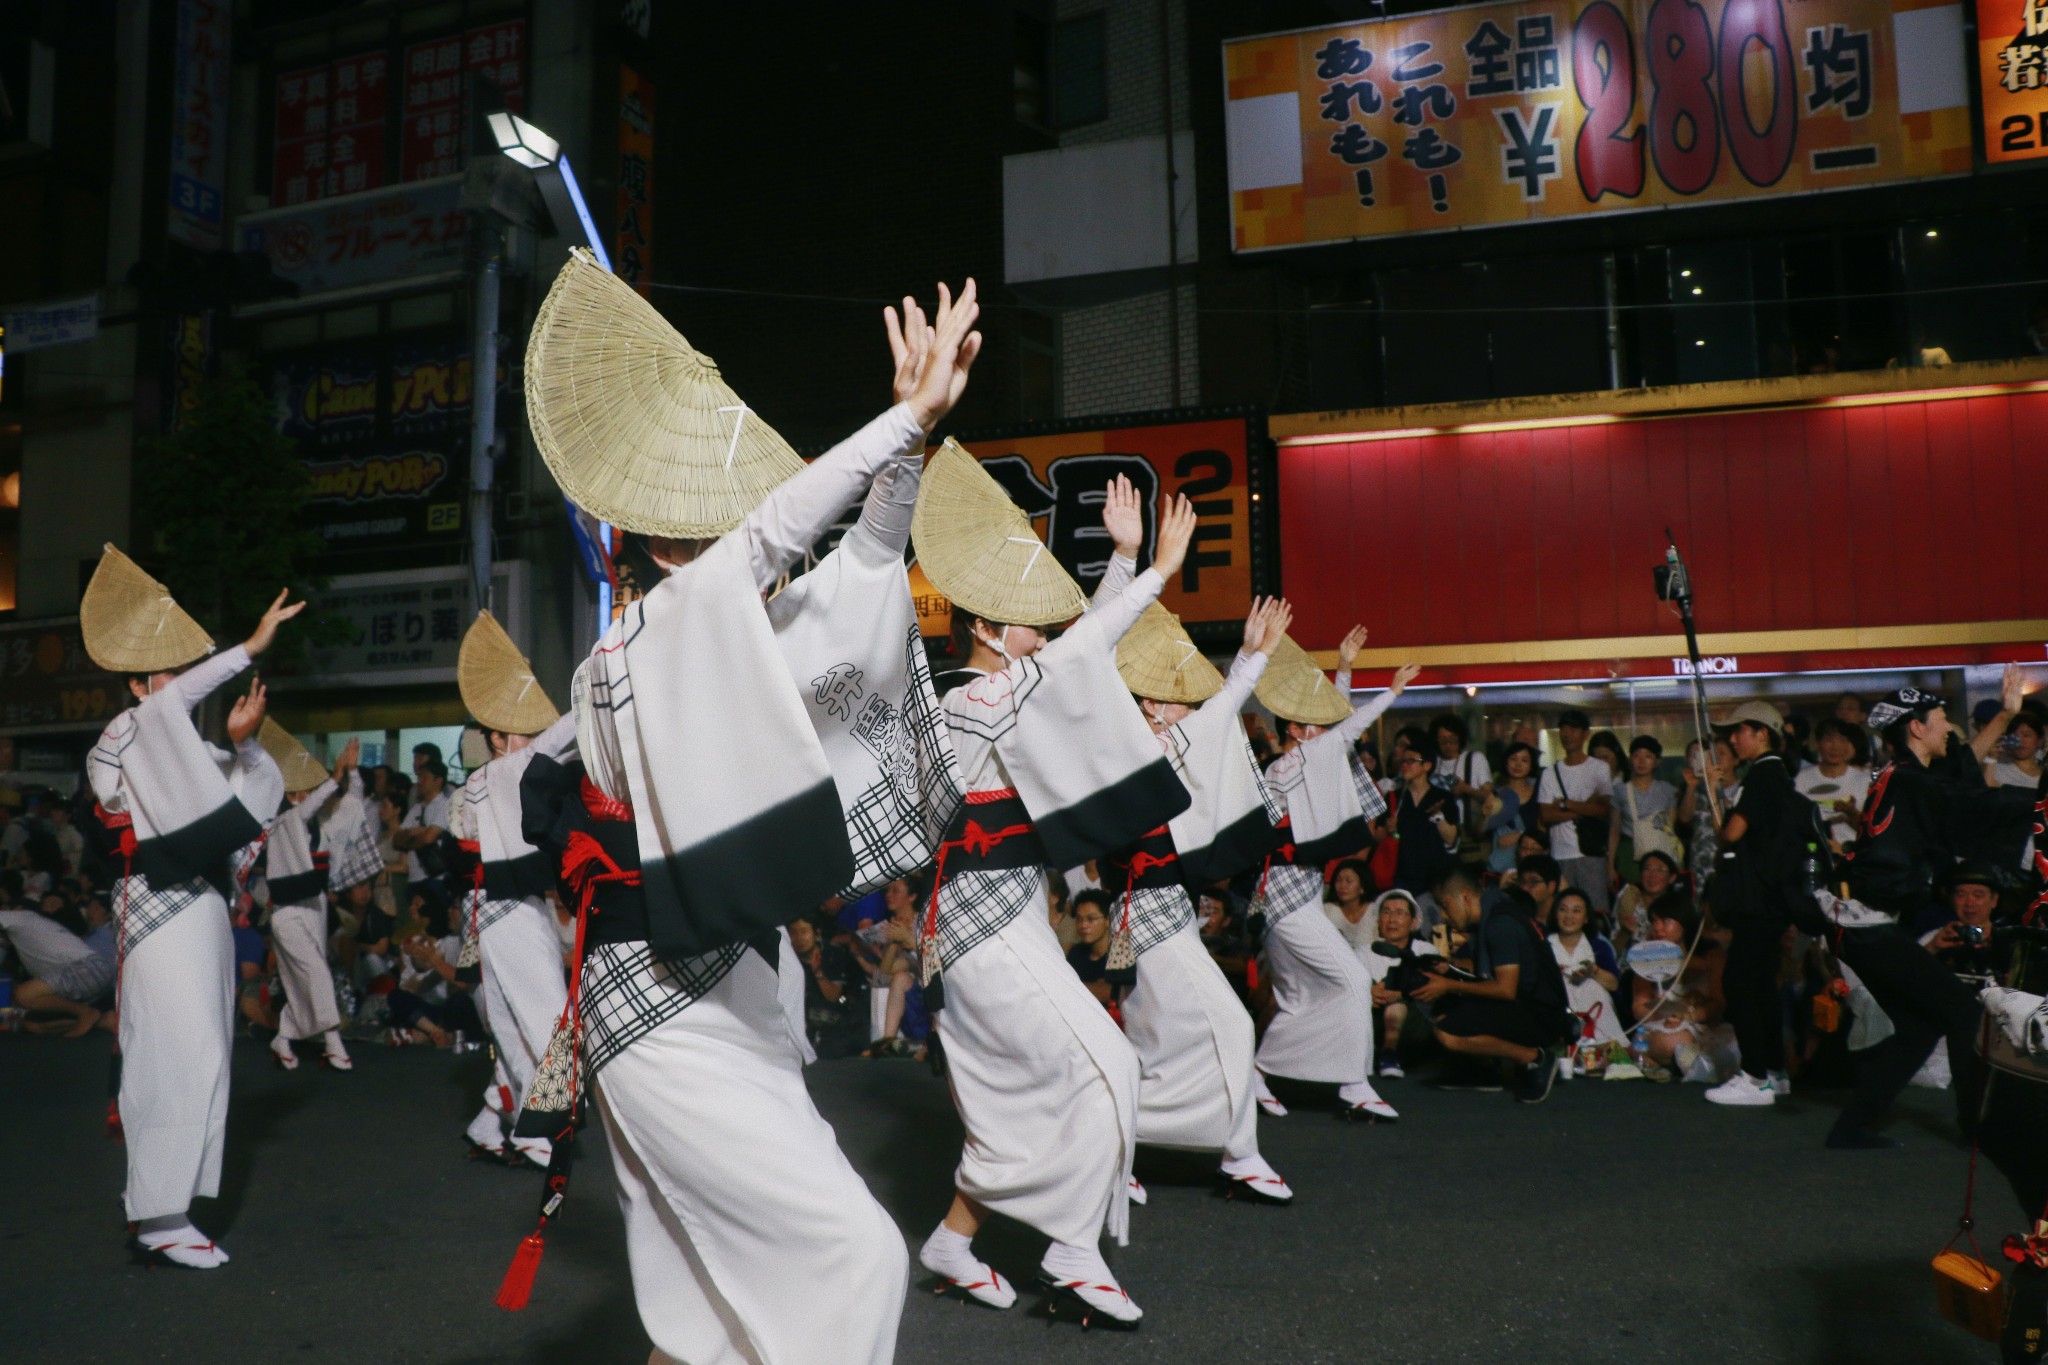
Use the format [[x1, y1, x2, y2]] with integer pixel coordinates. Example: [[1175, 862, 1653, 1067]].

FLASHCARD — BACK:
[[489, 112, 610, 271]]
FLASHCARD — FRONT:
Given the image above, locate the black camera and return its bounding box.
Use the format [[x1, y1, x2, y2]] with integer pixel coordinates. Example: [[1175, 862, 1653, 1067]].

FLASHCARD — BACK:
[[1371, 942, 1479, 998], [1959, 922, 1991, 949]]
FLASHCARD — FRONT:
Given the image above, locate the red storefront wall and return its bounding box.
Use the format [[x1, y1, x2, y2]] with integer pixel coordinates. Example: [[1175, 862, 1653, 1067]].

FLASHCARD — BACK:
[[1276, 388, 2048, 686]]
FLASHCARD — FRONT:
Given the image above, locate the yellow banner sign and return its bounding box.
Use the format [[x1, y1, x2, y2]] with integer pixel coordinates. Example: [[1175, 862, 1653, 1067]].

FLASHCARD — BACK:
[[1976, 0, 2048, 161], [1225, 0, 1972, 248]]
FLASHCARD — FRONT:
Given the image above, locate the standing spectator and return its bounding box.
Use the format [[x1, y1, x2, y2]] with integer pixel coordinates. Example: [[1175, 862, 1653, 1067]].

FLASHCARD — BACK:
[[1588, 730, 1626, 783], [1988, 709, 2044, 789], [1608, 736, 1680, 894], [1780, 714, 1815, 775], [1355, 741, 1392, 799], [1536, 710, 1614, 913], [1549, 889, 1627, 1048], [1386, 750, 1461, 895], [1677, 736, 1738, 879], [392, 757, 452, 900], [1429, 713, 1491, 800], [1795, 718, 1872, 853], [1703, 701, 1798, 1107], [1484, 743, 1540, 878], [1066, 888, 1120, 1008], [1833, 692, 1868, 728]]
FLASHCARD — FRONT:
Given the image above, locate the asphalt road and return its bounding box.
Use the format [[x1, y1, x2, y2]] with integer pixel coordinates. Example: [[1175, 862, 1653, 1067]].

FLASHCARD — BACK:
[[2, 1031, 2012, 1364]]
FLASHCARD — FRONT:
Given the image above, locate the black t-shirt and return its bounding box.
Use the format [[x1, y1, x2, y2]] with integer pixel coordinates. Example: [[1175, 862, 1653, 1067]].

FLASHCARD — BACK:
[[1732, 753, 1800, 835], [1067, 943, 1110, 984], [801, 941, 857, 1011], [1475, 893, 1569, 1014], [1390, 784, 1461, 893]]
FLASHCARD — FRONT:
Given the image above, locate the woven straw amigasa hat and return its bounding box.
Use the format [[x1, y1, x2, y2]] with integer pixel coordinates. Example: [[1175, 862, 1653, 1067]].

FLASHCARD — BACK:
[[258, 717, 329, 795], [1254, 634, 1354, 727], [911, 438, 1086, 627], [79, 543, 214, 674], [458, 611, 560, 736], [1117, 603, 1222, 705], [525, 247, 803, 537]]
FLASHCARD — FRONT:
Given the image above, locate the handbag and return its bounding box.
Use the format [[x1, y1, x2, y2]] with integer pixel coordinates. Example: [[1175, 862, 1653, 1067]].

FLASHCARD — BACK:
[[1622, 783, 1685, 866]]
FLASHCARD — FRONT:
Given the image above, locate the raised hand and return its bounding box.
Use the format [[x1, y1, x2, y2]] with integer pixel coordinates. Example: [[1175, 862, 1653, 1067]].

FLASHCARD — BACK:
[[1336, 625, 1370, 670], [1388, 663, 1421, 696], [336, 737, 361, 774], [2002, 661, 2025, 716], [1257, 598, 1294, 655], [885, 295, 931, 408], [1148, 495, 1198, 583], [227, 680, 268, 745], [244, 588, 307, 658], [903, 279, 983, 432], [1101, 474, 1145, 560]]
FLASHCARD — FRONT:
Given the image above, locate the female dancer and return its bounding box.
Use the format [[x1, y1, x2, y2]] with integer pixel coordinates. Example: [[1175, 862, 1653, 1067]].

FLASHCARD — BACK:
[[258, 725, 356, 1071]]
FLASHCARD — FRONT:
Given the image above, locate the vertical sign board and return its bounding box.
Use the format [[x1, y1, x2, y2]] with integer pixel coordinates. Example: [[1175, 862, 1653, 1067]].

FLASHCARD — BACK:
[[1224, 0, 1973, 248], [917, 417, 1256, 637], [271, 52, 391, 207], [400, 21, 526, 182], [168, 0, 230, 247], [1976, 0, 2048, 160], [617, 66, 655, 294]]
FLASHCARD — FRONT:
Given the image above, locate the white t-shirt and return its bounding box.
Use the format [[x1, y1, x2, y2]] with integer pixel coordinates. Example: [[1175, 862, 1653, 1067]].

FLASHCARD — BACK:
[[1434, 750, 1492, 791], [401, 788, 453, 883], [1794, 763, 1872, 849], [0, 908, 98, 979], [1324, 902, 1377, 959], [1537, 756, 1613, 861], [54, 824, 84, 873], [1989, 761, 2041, 790], [396, 933, 464, 1000]]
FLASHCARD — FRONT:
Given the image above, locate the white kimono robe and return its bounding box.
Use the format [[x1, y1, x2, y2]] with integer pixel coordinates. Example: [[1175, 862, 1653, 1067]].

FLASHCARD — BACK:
[[934, 563, 1172, 1248], [579, 404, 924, 1365], [266, 775, 345, 1041], [1253, 674, 1397, 1086], [88, 644, 280, 1221], [1116, 646, 1274, 1161]]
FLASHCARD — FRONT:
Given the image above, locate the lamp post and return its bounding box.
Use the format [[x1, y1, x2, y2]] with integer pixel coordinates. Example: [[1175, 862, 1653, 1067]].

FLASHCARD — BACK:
[[470, 113, 611, 617]]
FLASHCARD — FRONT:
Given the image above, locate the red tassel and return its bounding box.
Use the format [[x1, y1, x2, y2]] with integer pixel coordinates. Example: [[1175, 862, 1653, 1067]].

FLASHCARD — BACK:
[[1246, 959, 1259, 993], [494, 1231, 545, 1311], [106, 1100, 124, 1143]]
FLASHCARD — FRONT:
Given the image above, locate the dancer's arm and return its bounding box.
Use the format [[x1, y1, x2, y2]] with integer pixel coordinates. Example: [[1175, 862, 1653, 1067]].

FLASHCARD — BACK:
[[1086, 474, 1144, 611], [170, 644, 250, 711], [1202, 598, 1291, 719], [1047, 495, 1197, 659]]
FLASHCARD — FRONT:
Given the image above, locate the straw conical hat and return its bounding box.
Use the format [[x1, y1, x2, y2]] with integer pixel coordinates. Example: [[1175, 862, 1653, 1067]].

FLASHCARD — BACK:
[[457, 611, 560, 736], [525, 247, 804, 537], [79, 543, 213, 673], [910, 439, 1086, 627], [1254, 634, 1354, 727], [1117, 604, 1222, 705], [258, 718, 328, 794]]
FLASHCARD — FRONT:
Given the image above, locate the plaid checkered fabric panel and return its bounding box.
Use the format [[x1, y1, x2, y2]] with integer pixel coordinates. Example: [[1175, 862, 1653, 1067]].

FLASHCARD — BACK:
[[1350, 754, 1388, 822], [326, 813, 383, 892], [116, 874, 212, 956], [472, 892, 527, 937], [1126, 884, 1194, 957], [839, 629, 966, 898], [579, 938, 746, 1079], [934, 866, 1041, 966], [1252, 864, 1324, 926]]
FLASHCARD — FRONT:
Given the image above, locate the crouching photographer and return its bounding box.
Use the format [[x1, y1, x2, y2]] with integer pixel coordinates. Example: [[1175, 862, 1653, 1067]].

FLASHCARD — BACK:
[[1417, 869, 1576, 1103]]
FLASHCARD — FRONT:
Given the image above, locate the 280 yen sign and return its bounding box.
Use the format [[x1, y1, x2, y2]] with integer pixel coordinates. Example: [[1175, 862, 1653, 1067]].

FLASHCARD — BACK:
[[1223, 0, 1968, 247]]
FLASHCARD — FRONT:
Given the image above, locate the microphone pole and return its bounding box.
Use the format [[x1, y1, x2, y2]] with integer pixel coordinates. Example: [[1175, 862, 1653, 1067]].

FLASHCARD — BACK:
[[1658, 530, 1724, 828]]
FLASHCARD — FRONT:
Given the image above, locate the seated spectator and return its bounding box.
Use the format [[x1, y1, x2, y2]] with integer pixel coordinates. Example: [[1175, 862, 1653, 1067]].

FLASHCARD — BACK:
[[1549, 889, 1626, 1048], [1323, 859, 1375, 955], [790, 915, 865, 1059], [1066, 888, 1121, 1007], [383, 906, 481, 1047], [863, 876, 928, 1058], [1589, 729, 1626, 783], [1385, 749, 1461, 895], [233, 918, 278, 1035], [1506, 853, 1561, 928], [48, 802, 83, 877], [1418, 870, 1576, 1102], [1795, 717, 1871, 854], [1045, 867, 1079, 951], [1628, 900, 1736, 1083], [1609, 736, 1680, 894], [1364, 890, 1440, 1078], [0, 881, 114, 1036], [1198, 888, 1250, 993], [1988, 709, 2045, 790], [1484, 743, 1540, 878], [1612, 849, 1689, 954], [1355, 741, 1390, 798]]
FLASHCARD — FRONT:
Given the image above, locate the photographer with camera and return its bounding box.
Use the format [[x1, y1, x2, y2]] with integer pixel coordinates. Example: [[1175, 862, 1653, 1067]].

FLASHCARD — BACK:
[[1364, 891, 1441, 1079], [1920, 862, 2006, 990], [1416, 869, 1575, 1102]]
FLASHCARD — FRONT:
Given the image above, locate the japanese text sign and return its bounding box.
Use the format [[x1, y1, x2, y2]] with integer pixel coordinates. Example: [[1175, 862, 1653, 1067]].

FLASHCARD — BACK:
[[401, 20, 525, 181], [238, 174, 468, 298], [0, 620, 123, 735], [919, 417, 1256, 633], [1975, 0, 2048, 160], [169, 0, 231, 246], [1224, 0, 1972, 248], [272, 51, 390, 207], [617, 65, 655, 295]]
